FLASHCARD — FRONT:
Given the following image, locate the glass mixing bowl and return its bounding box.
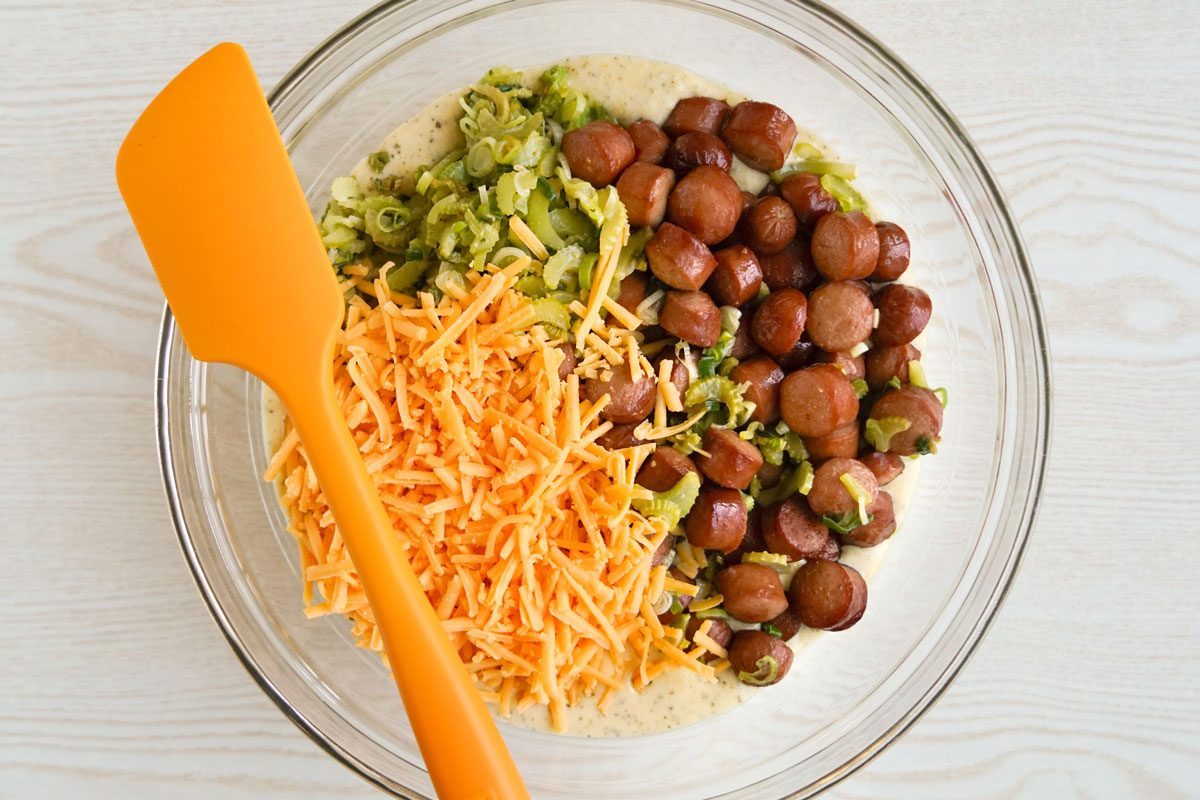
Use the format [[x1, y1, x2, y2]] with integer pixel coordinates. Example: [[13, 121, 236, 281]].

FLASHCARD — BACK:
[[156, 0, 1050, 797]]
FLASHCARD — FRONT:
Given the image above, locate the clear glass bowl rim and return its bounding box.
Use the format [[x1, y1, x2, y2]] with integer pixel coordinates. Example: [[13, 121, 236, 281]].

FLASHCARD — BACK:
[[154, 0, 1052, 797]]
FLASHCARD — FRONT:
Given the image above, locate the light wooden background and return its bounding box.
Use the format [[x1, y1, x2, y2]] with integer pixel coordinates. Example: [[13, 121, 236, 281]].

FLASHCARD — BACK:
[[2, 1, 1198, 798]]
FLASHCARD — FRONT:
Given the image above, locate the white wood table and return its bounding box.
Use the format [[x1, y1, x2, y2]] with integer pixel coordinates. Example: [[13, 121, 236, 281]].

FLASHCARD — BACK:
[[3, 1, 1198, 798]]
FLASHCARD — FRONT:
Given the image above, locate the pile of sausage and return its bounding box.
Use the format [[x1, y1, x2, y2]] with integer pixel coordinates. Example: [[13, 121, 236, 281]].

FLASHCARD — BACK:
[[561, 95, 944, 687]]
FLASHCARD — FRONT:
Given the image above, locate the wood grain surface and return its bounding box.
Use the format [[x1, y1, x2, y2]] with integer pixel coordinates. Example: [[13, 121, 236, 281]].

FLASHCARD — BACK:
[[2, 1, 1198, 798]]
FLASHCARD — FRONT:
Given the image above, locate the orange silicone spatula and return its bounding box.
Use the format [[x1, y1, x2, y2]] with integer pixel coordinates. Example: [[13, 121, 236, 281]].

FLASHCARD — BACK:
[[117, 42, 529, 800]]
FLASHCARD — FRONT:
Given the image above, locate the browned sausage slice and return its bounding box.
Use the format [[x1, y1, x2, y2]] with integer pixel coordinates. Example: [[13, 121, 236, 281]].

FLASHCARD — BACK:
[[729, 315, 760, 359], [871, 221, 911, 281], [659, 290, 721, 347], [841, 490, 897, 547], [804, 422, 861, 463], [684, 486, 748, 552], [761, 497, 837, 562], [636, 446, 699, 492], [759, 237, 819, 291], [775, 337, 817, 371], [873, 284, 932, 347], [721, 101, 797, 172], [666, 132, 732, 173], [868, 385, 943, 455], [616, 162, 676, 228], [805, 282, 874, 352], [561, 120, 635, 187], [715, 563, 788, 623], [779, 172, 838, 231], [728, 630, 793, 685], [663, 96, 730, 138], [686, 616, 734, 661], [741, 196, 797, 255], [811, 211, 880, 281], [614, 272, 648, 316], [708, 245, 763, 307], [597, 422, 645, 450], [779, 363, 859, 437], [556, 343, 577, 381], [732, 505, 765, 559], [859, 451, 904, 485], [729, 356, 784, 425], [626, 119, 670, 165], [789, 560, 867, 631], [806, 457, 879, 517], [583, 362, 657, 424], [750, 288, 808, 356], [645, 222, 718, 290], [864, 343, 920, 391], [667, 165, 743, 244], [696, 427, 763, 490]]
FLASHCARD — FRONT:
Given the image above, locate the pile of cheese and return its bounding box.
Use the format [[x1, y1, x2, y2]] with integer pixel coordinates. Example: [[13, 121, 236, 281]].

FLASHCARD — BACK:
[[266, 251, 729, 731]]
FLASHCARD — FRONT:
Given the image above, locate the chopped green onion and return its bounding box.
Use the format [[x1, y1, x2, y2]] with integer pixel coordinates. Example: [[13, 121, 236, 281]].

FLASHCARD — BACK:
[[887, 376, 903, 390], [737, 655, 781, 686], [821, 509, 870, 534], [762, 623, 784, 638], [865, 416, 911, 451], [851, 378, 869, 399], [933, 387, 949, 407], [849, 341, 869, 357], [914, 436, 938, 455], [367, 151, 391, 172]]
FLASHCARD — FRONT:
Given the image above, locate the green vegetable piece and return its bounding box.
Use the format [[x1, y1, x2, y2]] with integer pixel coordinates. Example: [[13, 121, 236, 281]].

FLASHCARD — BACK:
[[529, 297, 571, 334], [525, 190, 566, 252], [851, 378, 869, 399], [887, 376, 903, 390], [762, 623, 784, 638], [742, 552, 790, 571], [865, 416, 911, 451], [632, 471, 701, 529], [933, 387, 949, 407], [542, 243, 583, 290], [839, 472, 872, 526], [820, 173, 868, 214], [684, 376, 749, 426], [914, 436, 938, 455], [821, 509, 871, 535], [361, 195, 415, 251], [908, 359, 929, 389], [514, 274, 548, 297], [754, 461, 814, 507], [694, 607, 730, 620], [385, 260, 427, 294], [367, 151, 391, 172], [737, 655, 781, 686]]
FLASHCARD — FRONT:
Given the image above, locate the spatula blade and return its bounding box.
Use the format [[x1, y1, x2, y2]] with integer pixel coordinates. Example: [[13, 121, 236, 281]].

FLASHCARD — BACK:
[[117, 42, 341, 377]]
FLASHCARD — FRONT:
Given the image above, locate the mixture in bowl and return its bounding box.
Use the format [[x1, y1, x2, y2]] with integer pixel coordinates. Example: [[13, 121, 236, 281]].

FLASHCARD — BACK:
[[262, 56, 945, 736]]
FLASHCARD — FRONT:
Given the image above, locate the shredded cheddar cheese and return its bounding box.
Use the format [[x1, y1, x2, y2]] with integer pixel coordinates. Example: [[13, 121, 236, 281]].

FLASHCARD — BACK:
[[269, 254, 711, 732]]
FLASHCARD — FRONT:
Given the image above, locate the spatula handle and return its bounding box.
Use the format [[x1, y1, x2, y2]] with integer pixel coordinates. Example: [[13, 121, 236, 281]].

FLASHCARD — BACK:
[[281, 369, 529, 800]]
